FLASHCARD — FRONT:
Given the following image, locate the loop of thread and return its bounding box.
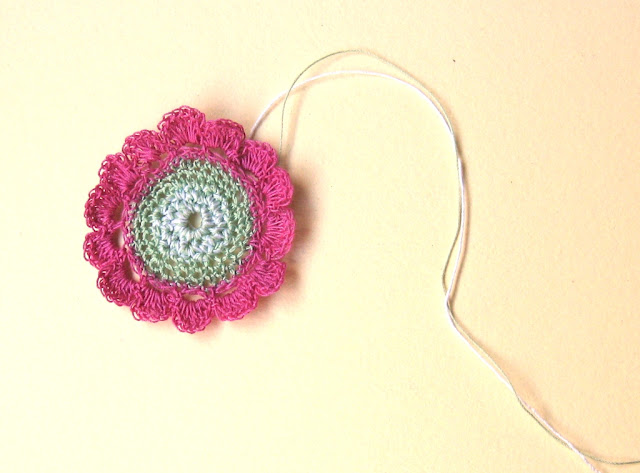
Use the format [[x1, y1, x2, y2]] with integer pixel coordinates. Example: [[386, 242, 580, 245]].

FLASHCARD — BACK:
[[250, 49, 640, 472]]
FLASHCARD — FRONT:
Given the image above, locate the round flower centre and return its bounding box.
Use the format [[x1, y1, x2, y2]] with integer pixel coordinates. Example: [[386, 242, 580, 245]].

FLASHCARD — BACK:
[[129, 158, 254, 287]]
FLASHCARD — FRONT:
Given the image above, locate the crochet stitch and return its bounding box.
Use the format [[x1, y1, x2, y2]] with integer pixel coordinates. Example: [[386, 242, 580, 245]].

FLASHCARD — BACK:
[[130, 159, 254, 287], [83, 106, 295, 333]]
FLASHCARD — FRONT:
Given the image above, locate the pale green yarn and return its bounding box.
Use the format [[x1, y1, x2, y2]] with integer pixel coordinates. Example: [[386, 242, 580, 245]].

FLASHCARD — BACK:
[[129, 159, 254, 287]]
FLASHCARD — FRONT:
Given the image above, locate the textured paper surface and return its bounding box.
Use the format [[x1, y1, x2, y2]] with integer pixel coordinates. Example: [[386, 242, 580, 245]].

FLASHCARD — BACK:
[[1, 1, 639, 472]]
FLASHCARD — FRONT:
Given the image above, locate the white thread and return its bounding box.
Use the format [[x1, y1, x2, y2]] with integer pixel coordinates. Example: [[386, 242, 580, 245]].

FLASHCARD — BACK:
[[161, 189, 229, 259], [250, 50, 640, 472]]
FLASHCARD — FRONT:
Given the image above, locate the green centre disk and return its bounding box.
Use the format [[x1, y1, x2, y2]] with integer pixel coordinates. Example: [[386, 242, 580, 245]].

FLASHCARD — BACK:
[[129, 159, 254, 287]]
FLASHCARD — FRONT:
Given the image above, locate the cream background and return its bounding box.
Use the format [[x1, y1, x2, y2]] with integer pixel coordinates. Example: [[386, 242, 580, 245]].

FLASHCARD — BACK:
[[1, 1, 639, 472]]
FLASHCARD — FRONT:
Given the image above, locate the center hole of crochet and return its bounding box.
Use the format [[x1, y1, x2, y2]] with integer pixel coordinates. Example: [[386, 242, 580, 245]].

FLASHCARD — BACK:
[[187, 212, 202, 229]]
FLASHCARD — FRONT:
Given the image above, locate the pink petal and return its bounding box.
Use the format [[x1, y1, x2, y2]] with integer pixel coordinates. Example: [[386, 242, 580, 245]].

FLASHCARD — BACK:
[[201, 119, 246, 160], [122, 129, 169, 164], [83, 229, 125, 270], [131, 287, 171, 323], [215, 280, 258, 321], [240, 140, 277, 178], [97, 260, 141, 307], [260, 167, 293, 209], [97, 153, 139, 196], [167, 294, 214, 333], [251, 259, 286, 297], [84, 183, 125, 231], [256, 208, 295, 260], [158, 106, 207, 147]]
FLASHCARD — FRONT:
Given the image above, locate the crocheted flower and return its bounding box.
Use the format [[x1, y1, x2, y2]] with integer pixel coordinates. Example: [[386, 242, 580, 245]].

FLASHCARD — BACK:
[[83, 106, 294, 333]]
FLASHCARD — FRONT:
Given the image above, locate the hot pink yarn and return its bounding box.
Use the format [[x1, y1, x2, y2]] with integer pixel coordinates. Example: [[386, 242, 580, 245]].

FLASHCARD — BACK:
[[84, 106, 295, 333]]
